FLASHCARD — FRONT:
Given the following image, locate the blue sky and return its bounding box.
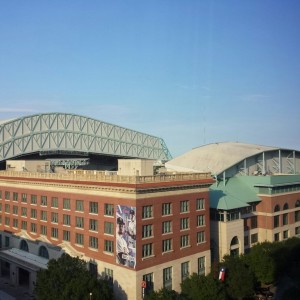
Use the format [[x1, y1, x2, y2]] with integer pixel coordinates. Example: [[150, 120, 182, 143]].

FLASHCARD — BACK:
[[1, 1, 300, 157]]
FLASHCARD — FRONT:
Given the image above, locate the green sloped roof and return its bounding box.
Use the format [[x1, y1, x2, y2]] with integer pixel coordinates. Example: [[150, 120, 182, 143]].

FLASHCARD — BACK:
[[210, 176, 261, 210]]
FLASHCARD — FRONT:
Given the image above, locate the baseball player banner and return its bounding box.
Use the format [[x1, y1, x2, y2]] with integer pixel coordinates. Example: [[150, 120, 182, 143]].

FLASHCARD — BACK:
[[116, 205, 136, 268]]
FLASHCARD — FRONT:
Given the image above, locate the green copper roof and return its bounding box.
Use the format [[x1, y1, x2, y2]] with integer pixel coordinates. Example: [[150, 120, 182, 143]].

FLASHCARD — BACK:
[[210, 176, 260, 210]]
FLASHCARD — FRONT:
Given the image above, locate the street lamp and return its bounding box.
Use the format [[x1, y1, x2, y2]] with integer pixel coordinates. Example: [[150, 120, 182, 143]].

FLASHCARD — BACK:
[[89, 292, 92, 300]]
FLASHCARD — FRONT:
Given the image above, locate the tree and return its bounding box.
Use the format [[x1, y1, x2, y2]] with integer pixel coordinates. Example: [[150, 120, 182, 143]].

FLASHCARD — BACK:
[[244, 241, 276, 284], [144, 287, 184, 300], [34, 253, 113, 300], [181, 273, 227, 300], [222, 255, 255, 300]]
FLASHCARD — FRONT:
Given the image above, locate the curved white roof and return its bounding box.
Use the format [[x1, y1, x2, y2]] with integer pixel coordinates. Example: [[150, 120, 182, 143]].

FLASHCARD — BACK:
[[166, 142, 278, 175]]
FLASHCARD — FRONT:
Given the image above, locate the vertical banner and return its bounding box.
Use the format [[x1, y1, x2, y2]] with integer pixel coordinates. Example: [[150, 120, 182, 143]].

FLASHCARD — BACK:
[[116, 205, 136, 268]]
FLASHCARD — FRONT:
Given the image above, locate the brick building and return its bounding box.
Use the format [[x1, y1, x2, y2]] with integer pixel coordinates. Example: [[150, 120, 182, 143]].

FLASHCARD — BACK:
[[0, 165, 213, 299]]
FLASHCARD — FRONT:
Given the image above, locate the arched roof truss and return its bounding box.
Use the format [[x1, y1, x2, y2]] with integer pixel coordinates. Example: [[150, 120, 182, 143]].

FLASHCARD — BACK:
[[0, 113, 172, 162]]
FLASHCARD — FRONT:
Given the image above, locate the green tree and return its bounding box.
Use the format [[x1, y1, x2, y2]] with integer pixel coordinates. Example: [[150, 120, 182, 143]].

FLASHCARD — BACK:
[[144, 287, 184, 300], [34, 253, 113, 300], [245, 241, 276, 284], [181, 273, 227, 300], [222, 255, 255, 300]]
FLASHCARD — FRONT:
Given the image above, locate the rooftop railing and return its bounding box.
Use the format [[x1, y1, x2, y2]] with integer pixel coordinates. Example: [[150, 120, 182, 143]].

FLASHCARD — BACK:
[[0, 170, 212, 184]]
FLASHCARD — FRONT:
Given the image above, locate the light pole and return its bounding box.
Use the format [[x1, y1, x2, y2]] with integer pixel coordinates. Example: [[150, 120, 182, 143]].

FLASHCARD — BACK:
[[89, 292, 92, 300]]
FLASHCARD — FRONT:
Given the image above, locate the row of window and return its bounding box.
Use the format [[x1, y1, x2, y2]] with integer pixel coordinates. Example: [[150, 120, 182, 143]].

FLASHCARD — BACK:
[[142, 231, 206, 257], [274, 200, 300, 212], [0, 215, 114, 234], [0, 192, 115, 215], [142, 257, 205, 293], [274, 211, 300, 228], [142, 215, 205, 238], [143, 199, 205, 219]]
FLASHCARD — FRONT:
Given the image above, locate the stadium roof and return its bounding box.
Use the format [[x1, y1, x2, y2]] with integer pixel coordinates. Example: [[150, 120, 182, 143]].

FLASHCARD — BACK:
[[0, 112, 172, 163], [166, 142, 280, 175]]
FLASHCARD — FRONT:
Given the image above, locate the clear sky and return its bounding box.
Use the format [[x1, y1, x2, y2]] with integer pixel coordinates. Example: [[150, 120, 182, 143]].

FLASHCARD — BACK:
[[1, 1, 300, 157]]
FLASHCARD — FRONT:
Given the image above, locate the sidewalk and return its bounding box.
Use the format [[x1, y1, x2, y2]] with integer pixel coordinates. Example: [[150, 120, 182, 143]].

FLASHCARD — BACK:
[[0, 276, 35, 300]]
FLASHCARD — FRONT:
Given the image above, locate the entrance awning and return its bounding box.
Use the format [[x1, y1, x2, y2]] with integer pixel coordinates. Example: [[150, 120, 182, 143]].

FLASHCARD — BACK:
[[0, 248, 48, 271]]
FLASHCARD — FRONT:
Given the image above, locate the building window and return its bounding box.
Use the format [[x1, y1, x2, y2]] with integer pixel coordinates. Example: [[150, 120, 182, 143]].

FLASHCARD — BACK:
[[274, 215, 279, 228], [63, 230, 70, 241], [142, 224, 153, 238], [20, 240, 29, 252], [89, 219, 98, 231], [196, 198, 205, 210], [5, 217, 10, 226], [76, 217, 84, 228], [105, 268, 114, 283], [13, 192, 18, 201], [5, 191, 10, 200], [162, 221, 172, 234], [104, 221, 113, 234], [180, 235, 190, 248], [282, 213, 288, 226], [41, 211, 47, 221], [89, 202, 98, 214], [31, 194, 37, 204], [13, 205, 18, 215], [251, 216, 257, 229], [41, 196, 47, 206], [197, 215, 205, 227], [5, 204, 10, 213], [295, 211, 300, 222], [104, 203, 114, 216], [21, 207, 27, 217], [31, 223, 37, 233], [283, 203, 289, 210], [162, 239, 172, 252], [0, 203, 2, 212], [198, 257, 205, 275], [142, 206, 153, 219], [41, 225, 47, 235], [283, 230, 289, 239], [89, 236, 98, 249], [76, 200, 84, 212], [104, 240, 114, 253], [51, 212, 59, 223], [244, 235, 249, 247], [21, 193, 27, 203], [181, 261, 189, 282], [31, 208, 37, 219], [63, 198, 70, 210], [51, 228, 58, 239], [39, 246, 49, 259], [251, 233, 258, 244], [63, 214, 71, 226], [295, 226, 300, 236], [13, 219, 18, 228], [180, 217, 189, 230], [296, 200, 300, 208], [76, 233, 84, 245], [274, 232, 280, 241], [142, 243, 153, 258], [143, 273, 154, 294], [162, 203, 172, 216], [21, 221, 27, 230], [274, 204, 280, 212], [163, 267, 172, 290], [51, 197, 58, 208], [180, 200, 189, 213], [197, 231, 205, 244]]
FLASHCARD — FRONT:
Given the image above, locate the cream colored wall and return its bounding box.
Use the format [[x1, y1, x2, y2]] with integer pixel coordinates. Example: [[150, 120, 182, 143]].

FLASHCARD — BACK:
[[117, 159, 155, 176], [6, 160, 50, 172], [211, 219, 244, 260], [96, 250, 210, 300]]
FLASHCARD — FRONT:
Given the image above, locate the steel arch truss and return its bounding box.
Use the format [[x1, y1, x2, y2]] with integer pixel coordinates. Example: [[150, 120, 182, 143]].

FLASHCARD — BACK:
[[0, 113, 172, 162]]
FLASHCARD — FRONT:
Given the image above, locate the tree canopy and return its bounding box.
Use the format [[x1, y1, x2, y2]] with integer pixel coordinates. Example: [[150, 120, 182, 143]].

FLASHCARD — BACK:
[[34, 253, 113, 300]]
